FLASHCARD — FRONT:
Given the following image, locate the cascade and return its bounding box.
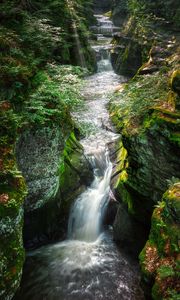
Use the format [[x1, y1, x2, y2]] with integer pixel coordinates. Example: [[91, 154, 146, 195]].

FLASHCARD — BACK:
[[68, 149, 112, 242], [15, 13, 144, 300], [90, 15, 120, 36]]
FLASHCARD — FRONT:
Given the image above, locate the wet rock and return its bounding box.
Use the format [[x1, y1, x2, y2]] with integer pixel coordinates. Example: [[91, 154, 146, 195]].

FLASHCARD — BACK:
[[111, 35, 143, 76], [111, 121, 180, 226], [104, 199, 119, 225], [113, 203, 148, 256], [109, 1, 180, 298]]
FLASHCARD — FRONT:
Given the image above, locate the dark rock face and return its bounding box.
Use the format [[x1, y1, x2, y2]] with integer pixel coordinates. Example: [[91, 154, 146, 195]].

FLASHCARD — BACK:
[[110, 0, 180, 256], [121, 130, 180, 223], [112, 0, 128, 26], [113, 203, 149, 256], [111, 36, 143, 76], [93, 0, 112, 12], [16, 128, 93, 248], [111, 114, 180, 255]]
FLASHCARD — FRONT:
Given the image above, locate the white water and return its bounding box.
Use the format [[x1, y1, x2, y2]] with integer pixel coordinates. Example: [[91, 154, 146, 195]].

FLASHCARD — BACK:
[[15, 14, 144, 300], [67, 15, 121, 243], [68, 149, 112, 242], [90, 15, 120, 36]]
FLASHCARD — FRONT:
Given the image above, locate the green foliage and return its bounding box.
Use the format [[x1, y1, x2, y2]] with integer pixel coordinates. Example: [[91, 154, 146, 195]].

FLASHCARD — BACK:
[[128, 0, 146, 16], [22, 64, 86, 127], [0, 0, 95, 104], [127, 0, 180, 26]]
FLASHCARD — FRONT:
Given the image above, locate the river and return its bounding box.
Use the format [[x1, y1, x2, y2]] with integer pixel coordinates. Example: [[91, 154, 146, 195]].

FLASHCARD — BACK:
[[14, 14, 144, 300]]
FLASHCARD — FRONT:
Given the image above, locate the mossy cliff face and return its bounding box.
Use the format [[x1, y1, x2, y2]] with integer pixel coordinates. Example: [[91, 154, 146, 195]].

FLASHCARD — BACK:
[[93, 0, 112, 12], [0, 62, 93, 299], [111, 13, 151, 76], [139, 183, 180, 300], [110, 67, 180, 230], [110, 0, 180, 295], [112, 0, 128, 27], [111, 0, 180, 76], [0, 1, 95, 298], [0, 104, 27, 300], [16, 129, 93, 248]]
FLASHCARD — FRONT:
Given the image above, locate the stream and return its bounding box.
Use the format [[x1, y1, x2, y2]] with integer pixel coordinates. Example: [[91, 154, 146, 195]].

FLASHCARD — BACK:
[[15, 15, 144, 300]]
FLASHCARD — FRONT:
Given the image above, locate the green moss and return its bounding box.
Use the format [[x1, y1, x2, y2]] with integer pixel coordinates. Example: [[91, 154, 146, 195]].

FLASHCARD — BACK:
[[151, 283, 162, 300], [113, 141, 134, 213], [116, 180, 134, 213], [58, 130, 92, 216]]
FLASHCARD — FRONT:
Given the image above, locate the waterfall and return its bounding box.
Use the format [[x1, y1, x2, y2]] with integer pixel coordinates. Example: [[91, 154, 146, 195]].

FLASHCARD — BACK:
[[68, 148, 112, 242], [14, 12, 144, 300], [97, 49, 113, 72], [67, 13, 118, 242]]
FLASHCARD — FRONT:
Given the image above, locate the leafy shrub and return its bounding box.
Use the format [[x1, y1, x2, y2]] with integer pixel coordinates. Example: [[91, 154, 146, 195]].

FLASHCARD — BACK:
[[22, 64, 86, 127]]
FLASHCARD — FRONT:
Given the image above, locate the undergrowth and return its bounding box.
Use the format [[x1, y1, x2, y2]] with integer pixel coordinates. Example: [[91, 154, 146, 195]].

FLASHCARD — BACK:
[[22, 64, 88, 128]]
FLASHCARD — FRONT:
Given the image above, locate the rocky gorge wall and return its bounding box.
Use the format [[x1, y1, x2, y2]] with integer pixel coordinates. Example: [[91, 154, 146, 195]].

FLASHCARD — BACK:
[[0, 1, 96, 299], [93, 0, 112, 12], [110, 0, 180, 298]]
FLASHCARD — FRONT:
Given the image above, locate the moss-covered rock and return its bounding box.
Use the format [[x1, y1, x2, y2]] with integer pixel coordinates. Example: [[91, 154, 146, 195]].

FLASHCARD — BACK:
[[110, 20, 180, 220], [110, 0, 180, 296], [110, 70, 180, 226], [16, 128, 93, 248], [109, 3, 180, 257], [139, 183, 180, 300], [111, 34, 143, 76], [111, 14, 152, 76], [0, 106, 27, 300], [111, 0, 180, 77], [112, 0, 128, 27], [0, 1, 96, 295]]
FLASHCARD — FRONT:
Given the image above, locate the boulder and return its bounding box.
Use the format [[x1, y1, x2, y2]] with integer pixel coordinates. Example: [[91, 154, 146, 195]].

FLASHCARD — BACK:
[[16, 128, 93, 248]]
